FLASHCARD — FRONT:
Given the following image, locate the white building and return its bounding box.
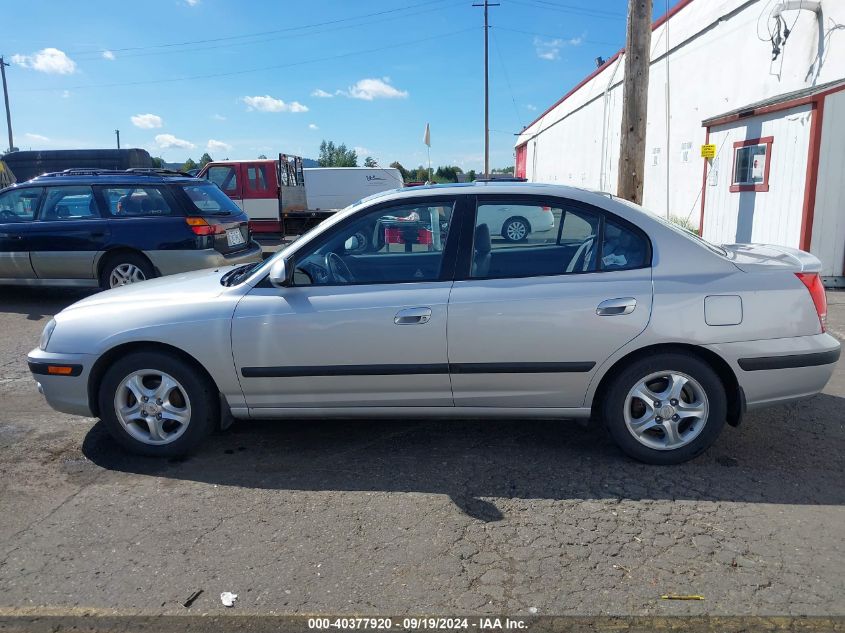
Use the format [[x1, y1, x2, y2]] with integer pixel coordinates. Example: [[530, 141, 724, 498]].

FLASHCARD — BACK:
[[515, 0, 845, 286]]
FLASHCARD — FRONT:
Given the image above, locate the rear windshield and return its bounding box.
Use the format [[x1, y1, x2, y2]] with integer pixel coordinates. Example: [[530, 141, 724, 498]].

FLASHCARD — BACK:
[[181, 183, 242, 215]]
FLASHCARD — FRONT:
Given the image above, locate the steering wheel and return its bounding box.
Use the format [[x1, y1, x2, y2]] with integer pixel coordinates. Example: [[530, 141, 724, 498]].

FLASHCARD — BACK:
[[0, 209, 17, 221], [325, 252, 355, 284]]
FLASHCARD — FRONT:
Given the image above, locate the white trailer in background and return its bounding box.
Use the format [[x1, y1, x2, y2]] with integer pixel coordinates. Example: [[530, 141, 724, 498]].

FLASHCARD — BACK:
[[304, 167, 403, 211]]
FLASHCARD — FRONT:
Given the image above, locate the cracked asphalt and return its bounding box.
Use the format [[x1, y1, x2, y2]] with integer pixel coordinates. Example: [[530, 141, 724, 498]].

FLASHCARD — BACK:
[[0, 286, 843, 623]]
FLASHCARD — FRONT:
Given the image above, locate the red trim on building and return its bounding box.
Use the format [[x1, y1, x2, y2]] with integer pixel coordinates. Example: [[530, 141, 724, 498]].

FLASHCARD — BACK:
[[520, 0, 696, 134], [799, 98, 825, 252], [729, 136, 773, 193]]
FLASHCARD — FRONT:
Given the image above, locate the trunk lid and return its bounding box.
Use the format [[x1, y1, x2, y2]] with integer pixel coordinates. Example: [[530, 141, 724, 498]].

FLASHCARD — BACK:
[[720, 243, 822, 273]]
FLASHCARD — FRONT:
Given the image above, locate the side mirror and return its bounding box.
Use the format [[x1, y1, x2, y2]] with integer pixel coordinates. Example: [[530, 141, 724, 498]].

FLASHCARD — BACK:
[[268, 258, 291, 288]]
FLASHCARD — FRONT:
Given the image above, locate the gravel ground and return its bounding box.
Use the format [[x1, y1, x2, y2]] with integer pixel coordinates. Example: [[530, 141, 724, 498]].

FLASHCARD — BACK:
[[0, 286, 843, 627]]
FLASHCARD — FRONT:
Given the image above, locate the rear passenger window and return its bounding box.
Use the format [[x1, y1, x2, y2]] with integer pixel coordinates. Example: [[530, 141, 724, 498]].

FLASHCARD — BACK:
[[40, 187, 99, 221], [102, 187, 174, 217], [246, 164, 270, 192], [601, 217, 648, 271], [471, 201, 600, 278]]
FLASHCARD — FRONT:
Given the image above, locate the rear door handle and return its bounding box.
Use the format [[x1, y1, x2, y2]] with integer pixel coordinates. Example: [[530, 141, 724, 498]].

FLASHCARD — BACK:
[[394, 307, 432, 325], [596, 297, 637, 316]]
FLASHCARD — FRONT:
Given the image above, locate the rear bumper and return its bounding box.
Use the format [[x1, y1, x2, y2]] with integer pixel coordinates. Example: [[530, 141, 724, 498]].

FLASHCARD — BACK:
[[705, 333, 841, 409], [144, 241, 263, 276], [27, 348, 95, 417]]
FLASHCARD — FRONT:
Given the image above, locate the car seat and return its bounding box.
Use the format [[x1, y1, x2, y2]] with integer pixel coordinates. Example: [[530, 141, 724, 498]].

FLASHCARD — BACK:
[[472, 223, 492, 277]]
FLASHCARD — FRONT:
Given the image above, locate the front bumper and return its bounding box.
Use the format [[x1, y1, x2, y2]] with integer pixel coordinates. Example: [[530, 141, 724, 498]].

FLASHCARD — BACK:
[[27, 348, 96, 417], [145, 241, 263, 276], [706, 333, 841, 409]]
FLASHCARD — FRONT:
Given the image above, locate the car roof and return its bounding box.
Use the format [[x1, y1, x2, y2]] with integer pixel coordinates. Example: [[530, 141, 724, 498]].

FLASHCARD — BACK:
[[18, 169, 204, 187]]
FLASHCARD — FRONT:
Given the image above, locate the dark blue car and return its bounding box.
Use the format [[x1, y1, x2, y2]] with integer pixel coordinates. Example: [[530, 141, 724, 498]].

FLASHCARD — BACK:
[[0, 169, 262, 290]]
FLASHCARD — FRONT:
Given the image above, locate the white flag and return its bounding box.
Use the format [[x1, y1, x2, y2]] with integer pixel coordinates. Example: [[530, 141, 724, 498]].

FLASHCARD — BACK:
[[423, 123, 431, 147]]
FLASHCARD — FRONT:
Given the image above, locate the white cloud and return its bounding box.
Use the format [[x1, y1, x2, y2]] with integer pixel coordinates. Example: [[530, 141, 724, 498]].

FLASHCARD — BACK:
[[102, 50, 116, 61], [526, 104, 537, 111], [533, 36, 583, 61], [185, 0, 200, 5], [308, 123, 319, 130], [11, 48, 77, 74], [207, 139, 232, 153], [155, 133, 195, 149], [242, 95, 309, 113], [24, 133, 49, 142], [131, 113, 163, 129], [341, 77, 408, 101], [354, 146, 372, 158], [211, 113, 227, 121], [61, 90, 71, 99], [311, 89, 334, 98]]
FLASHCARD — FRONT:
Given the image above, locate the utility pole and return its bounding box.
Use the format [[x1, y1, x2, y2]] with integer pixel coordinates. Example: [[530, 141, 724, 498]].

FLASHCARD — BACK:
[[473, 0, 499, 178], [0, 57, 14, 153], [115, 129, 120, 149], [616, 0, 653, 204]]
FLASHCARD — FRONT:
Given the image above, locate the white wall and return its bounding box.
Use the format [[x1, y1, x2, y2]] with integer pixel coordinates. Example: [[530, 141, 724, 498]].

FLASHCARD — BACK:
[[701, 105, 812, 248], [516, 0, 845, 227], [811, 88, 845, 278]]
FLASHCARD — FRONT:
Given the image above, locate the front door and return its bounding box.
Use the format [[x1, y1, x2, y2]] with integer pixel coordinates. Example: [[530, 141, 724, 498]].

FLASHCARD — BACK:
[[29, 186, 111, 280], [0, 186, 41, 279], [232, 196, 463, 410], [447, 195, 653, 409], [204, 164, 244, 211]]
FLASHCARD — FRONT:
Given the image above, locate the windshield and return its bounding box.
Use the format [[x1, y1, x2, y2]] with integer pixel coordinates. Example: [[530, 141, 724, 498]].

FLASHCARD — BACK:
[[181, 183, 242, 215]]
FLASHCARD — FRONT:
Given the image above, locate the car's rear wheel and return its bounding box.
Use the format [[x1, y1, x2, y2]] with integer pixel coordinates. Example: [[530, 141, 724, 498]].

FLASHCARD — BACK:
[[601, 353, 727, 465], [98, 351, 217, 457], [99, 252, 154, 290], [502, 217, 530, 242]]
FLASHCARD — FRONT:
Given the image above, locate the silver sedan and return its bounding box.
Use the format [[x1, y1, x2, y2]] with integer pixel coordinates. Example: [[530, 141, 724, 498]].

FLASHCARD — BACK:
[[28, 182, 840, 464]]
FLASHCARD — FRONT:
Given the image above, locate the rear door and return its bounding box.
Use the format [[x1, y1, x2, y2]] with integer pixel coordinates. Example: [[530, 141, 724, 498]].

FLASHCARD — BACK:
[[0, 186, 41, 279], [29, 185, 111, 280], [447, 195, 653, 409]]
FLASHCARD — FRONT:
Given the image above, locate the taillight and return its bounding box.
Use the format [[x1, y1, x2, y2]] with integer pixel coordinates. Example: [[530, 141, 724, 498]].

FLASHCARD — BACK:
[[795, 272, 827, 332], [186, 217, 224, 236]]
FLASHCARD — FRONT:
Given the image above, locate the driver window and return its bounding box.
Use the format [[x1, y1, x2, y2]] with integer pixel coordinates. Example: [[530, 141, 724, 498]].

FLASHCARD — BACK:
[[0, 187, 42, 223], [470, 201, 600, 279], [293, 201, 455, 286]]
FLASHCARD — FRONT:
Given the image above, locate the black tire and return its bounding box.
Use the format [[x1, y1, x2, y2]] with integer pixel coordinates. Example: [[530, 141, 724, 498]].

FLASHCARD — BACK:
[[502, 217, 531, 242], [601, 352, 727, 465], [98, 351, 218, 457], [98, 252, 155, 291]]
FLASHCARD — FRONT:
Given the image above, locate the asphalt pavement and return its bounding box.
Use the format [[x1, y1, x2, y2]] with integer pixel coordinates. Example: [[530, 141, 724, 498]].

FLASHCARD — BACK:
[[0, 286, 843, 629]]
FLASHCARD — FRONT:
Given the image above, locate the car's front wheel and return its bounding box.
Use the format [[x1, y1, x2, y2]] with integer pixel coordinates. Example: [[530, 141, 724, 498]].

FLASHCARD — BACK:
[[601, 352, 727, 465], [502, 217, 530, 242], [98, 351, 217, 457]]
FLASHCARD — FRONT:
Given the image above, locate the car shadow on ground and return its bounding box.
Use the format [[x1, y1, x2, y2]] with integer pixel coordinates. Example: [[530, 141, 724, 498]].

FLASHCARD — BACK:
[[82, 393, 845, 521], [0, 287, 96, 320]]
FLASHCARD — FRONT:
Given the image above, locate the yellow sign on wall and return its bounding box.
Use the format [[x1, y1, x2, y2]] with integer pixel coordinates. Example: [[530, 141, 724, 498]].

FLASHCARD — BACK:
[[700, 144, 717, 159]]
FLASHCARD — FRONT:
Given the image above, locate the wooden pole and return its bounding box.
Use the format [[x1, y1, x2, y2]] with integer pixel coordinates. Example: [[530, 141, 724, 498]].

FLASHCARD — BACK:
[[616, 0, 653, 204], [0, 58, 14, 153]]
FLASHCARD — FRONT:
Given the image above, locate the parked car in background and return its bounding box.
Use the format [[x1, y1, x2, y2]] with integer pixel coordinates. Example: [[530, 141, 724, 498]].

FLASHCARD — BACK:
[[29, 182, 839, 464], [0, 168, 262, 290]]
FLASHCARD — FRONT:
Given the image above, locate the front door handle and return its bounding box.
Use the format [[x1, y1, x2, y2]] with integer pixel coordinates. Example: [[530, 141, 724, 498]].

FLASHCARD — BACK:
[[394, 307, 432, 325], [0, 233, 22, 240], [596, 297, 637, 316]]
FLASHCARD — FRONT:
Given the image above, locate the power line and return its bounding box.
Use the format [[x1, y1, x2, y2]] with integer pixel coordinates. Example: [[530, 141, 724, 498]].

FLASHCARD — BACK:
[[66, 0, 457, 57], [71, 4, 460, 61], [493, 25, 618, 47], [490, 27, 522, 123], [506, 0, 626, 20], [21, 28, 476, 92]]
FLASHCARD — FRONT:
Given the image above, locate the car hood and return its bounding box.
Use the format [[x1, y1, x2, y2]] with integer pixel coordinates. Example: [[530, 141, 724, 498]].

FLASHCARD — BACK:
[[64, 266, 235, 312]]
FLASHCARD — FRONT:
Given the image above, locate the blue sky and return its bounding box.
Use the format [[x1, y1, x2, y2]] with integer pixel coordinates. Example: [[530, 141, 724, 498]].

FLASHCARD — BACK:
[[3, 0, 679, 171]]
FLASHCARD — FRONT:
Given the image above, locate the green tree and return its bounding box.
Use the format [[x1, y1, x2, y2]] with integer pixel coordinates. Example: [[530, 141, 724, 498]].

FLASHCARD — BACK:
[[182, 158, 197, 171], [199, 153, 213, 168], [150, 156, 165, 168], [434, 165, 463, 183], [364, 156, 378, 167], [492, 166, 515, 174], [389, 161, 409, 181], [257, 154, 268, 159], [466, 169, 477, 182], [318, 140, 358, 167]]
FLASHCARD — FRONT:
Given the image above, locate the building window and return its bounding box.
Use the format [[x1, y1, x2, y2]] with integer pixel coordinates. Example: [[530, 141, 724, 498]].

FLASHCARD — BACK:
[[730, 136, 773, 192]]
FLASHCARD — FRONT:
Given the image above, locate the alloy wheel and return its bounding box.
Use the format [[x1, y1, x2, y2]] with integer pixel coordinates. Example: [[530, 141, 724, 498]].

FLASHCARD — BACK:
[[113, 370, 192, 445], [623, 371, 709, 451], [109, 263, 146, 288], [505, 220, 528, 241]]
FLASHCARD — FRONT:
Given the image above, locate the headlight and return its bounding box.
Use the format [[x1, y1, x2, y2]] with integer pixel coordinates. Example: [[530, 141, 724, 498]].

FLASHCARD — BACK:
[[39, 319, 56, 351]]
